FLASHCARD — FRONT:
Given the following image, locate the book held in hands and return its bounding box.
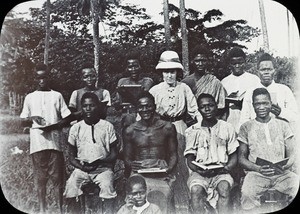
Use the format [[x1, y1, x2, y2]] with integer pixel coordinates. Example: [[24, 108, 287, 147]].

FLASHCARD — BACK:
[[255, 157, 289, 168], [191, 160, 224, 170], [137, 168, 167, 174]]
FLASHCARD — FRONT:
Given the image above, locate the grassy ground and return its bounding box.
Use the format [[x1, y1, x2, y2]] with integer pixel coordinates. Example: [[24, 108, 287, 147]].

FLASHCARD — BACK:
[[0, 108, 192, 214]]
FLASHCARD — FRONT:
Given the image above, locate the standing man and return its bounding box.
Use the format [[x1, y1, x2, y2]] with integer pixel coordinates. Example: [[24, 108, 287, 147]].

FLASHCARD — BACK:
[[221, 47, 260, 132], [116, 52, 154, 109], [20, 64, 72, 213], [184, 93, 238, 214], [69, 67, 111, 120], [123, 91, 178, 213], [238, 88, 299, 213], [64, 92, 118, 213], [116, 53, 155, 153], [239, 53, 299, 130], [182, 45, 227, 120]]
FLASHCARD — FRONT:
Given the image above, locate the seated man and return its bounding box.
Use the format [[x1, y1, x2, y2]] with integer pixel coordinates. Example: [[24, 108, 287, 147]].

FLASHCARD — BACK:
[[184, 93, 239, 214], [64, 92, 118, 213], [238, 88, 299, 213], [123, 91, 178, 213]]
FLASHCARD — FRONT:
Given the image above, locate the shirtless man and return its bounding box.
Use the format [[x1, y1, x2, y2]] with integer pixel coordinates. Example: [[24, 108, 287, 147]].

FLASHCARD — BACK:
[[123, 91, 178, 213]]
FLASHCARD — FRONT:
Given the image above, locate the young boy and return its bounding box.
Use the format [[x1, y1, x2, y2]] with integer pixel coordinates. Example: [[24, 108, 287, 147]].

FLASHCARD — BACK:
[[238, 88, 299, 212], [184, 93, 239, 214], [64, 92, 118, 213], [69, 67, 111, 120], [20, 64, 72, 213], [117, 175, 162, 214]]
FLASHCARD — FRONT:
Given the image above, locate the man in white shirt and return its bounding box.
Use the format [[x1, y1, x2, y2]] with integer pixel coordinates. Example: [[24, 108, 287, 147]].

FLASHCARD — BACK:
[[20, 64, 72, 213], [239, 53, 299, 131], [221, 47, 260, 132]]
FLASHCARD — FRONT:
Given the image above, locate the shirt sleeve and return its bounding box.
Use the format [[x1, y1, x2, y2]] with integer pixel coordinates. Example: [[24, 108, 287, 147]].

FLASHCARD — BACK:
[[20, 94, 30, 118], [59, 93, 71, 118], [108, 123, 117, 144], [239, 89, 254, 130], [226, 124, 239, 154], [184, 127, 198, 156], [102, 89, 112, 106], [68, 125, 77, 147], [237, 123, 249, 145], [69, 90, 77, 109], [278, 86, 299, 123]]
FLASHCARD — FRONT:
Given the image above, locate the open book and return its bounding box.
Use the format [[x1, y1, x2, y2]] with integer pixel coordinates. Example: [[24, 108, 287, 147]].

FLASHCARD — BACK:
[[226, 91, 246, 102], [76, 157, 103, 164], [255, 157, 289, 168], [192, 161, 224, 170], [32, 122, 59, 130], [117, 85, 143, 105], [137, 168, 167, 174]]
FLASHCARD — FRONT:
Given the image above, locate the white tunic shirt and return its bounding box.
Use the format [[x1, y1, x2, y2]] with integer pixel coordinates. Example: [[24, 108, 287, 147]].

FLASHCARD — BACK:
[[20, 90, 71, 154]]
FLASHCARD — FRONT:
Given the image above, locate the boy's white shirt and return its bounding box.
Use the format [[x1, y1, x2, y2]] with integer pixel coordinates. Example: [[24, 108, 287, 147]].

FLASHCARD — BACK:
[[133, 200, 150, 214]]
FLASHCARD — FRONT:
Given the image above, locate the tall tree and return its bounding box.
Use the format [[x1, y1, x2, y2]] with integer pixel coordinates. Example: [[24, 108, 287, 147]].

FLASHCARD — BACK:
[[163, 0, 171, 48], [44, 0, 51, 65], [179, 0, 189, 76], [75, 0, 119, 74], [258, 0, 269, 52]]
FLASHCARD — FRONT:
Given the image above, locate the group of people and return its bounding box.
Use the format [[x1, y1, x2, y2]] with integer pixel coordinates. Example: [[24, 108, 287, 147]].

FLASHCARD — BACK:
[[20, 46, 299, 214]]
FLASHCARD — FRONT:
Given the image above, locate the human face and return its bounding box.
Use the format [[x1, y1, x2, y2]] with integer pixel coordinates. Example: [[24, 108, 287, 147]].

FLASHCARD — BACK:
[[253, 94, 271, 120], [36, 70, 49, 91], [198, 97, 217, 120], [230, 56, 245, 76], [162, 69, 177, 86], [193, 54, 209, 75], [82, 68, 97, 88], [127, 59, 141, 81], [130, 183, 147, 207], [137, 97, 155, 121], [82, 98, 98, 119], [258, 61, 275, 87]]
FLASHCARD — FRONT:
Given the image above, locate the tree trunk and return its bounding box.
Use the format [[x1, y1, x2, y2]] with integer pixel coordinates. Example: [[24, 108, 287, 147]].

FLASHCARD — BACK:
[[258, 0, 269, 52], [163, 0, 171, 49], [91, 0, 100, 75], [44, 0, 51, 66], [179, 0, 189, 77]]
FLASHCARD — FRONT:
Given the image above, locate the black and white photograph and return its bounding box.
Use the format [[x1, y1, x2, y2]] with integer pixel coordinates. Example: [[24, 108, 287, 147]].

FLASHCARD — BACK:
[[0, 0, 299, 213]]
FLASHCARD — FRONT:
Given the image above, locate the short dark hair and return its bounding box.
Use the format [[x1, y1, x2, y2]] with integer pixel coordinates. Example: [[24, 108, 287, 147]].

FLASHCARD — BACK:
[[81, 92, 100, 106], [197, 93, 216, 106], [126, 50, 141, 63], [252, 88, 271, 102], [82, 67, 96, 74], [228, 47, 246, 59], [126, 175, 147, 194], [257, 53, 274, 69], [35, 63, 48, 72], [136, 91, 155, 107], [190, 45, 213, 59]]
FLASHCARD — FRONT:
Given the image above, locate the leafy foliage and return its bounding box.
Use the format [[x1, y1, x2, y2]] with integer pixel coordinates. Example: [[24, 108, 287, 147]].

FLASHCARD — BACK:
[[0, 1, 296, 108]]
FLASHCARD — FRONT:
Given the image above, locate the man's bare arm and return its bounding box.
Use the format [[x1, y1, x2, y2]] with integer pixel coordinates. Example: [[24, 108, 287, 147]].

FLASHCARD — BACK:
[[166, 124, 178, 173], [123, 126, 134, 177], [238, 141, 275, 176]]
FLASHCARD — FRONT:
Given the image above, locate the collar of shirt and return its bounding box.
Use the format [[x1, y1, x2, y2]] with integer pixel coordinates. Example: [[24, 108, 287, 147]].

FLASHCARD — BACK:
[[133, 201, 150, 214]]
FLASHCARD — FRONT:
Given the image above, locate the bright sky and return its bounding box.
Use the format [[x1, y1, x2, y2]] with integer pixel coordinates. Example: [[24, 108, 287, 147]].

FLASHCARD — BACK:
[[8, 0, 300, 57]]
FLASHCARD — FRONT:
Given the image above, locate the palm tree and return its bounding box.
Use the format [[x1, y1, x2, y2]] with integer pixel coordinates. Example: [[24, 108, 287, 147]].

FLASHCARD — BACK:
[[163, 0, 171, 48], [44, 0, 51, 66], [258, 0, 269, 52], [179, 0, 189, 77], [75, 0, 119, 74]]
